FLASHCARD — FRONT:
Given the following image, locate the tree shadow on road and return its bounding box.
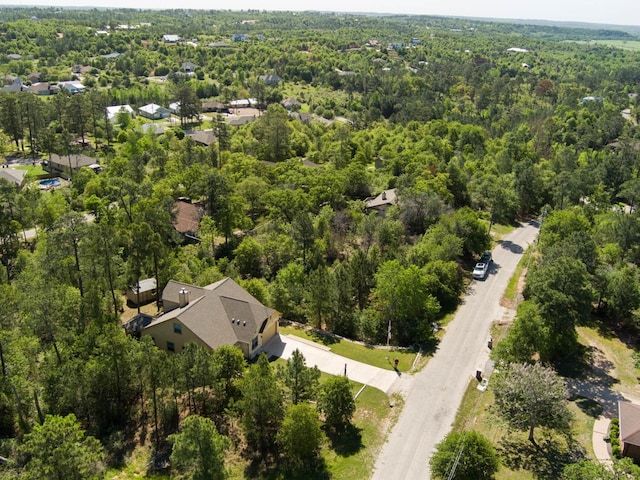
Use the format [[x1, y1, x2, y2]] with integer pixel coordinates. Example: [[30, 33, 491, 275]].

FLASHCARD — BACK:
[[498, 432, 585, 479], [497, 239, 524, 254]]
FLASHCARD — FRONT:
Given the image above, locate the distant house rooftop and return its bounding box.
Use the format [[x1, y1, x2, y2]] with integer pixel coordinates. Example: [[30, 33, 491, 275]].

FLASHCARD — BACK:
[[106, 105, 134, 122], [0, 168, 27, 187], [187, 130, 216, 147], [365, 188, 397, 211], [173, 200, 203, 240], [57, 81, 85, 94]]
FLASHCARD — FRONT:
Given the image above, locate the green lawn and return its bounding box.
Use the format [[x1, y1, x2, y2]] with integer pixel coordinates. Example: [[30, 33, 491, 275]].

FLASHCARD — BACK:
[[15, 164, 47, 177], [450, 378, 598, 480], [279, 324, 419, 372], [576, 325, 639, 396]]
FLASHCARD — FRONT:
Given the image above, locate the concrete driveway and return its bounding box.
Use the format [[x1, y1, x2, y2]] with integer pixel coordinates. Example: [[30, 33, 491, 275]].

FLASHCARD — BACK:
[[262, 333, 402, 394]]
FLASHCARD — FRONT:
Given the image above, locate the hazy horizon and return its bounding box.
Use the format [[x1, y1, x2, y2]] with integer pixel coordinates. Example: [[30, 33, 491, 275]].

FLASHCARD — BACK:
[[0, 1, 639, 28]]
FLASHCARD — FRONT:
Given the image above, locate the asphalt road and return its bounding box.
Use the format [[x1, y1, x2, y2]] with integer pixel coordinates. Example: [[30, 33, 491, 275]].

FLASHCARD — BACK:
[[371, 221, 540, 480]]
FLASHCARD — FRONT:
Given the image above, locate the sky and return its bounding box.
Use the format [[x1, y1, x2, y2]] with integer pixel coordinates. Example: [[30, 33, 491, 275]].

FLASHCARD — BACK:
[[1, 0, 639, 27]]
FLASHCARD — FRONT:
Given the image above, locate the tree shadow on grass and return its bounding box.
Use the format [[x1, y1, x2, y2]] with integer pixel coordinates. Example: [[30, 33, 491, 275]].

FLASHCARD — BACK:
[[325, 423, 363, 457], [244, 455, 330, 480], [498, 433, 586, 480], [572, 396, 604, 418]]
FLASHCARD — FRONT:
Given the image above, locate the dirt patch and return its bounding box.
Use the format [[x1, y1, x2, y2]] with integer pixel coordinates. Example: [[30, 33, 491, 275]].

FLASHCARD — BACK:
[[120, 294, 159, 324]]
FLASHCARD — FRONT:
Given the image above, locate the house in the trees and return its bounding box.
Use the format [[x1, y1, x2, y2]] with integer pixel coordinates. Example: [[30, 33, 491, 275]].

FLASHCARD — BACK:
[[142, 277, 280, 358], [106, 105, 135, 123], [618, 401, 640, 462], [44, 153, 96, 179], [0, 168, 27, 188], [1, 76, 24, 93], [187, 130, 216, 147], [173, 199, 203, 242], [365, 188, 397, 214], [28, 82, 54, 96], [126, 278, 157, 306], [168, 102, 181, 115], [139, 103, 171, 120], [163, 34, 181, 43], [57, 81, 85, 94], [281, 97, 302, 111], [201, 101, 228, 113], [181, 61, 198, 74], [259, 74, 282, 86]]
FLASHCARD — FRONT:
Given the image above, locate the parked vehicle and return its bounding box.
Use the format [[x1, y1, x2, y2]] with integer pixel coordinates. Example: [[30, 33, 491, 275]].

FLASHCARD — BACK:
[[473, 261, 489, 279]]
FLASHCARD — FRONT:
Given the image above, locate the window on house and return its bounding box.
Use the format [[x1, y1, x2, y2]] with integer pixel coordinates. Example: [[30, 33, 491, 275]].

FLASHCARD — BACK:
[[167, 341, 175, 352], [173, 323, 182, 334], [251, 336, 259, 350]]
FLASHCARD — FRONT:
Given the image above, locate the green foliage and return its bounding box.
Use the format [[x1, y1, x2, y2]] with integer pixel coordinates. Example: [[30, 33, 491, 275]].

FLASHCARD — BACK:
[[278, 348, 321, 405], [318, 375, 355, 431], [239, 354, 284, 459], [430, 430, 499, 480], [609, 417, 621, 458], [493, 363, 573, 444], [562, 457, 640, 479], [19, 414, 104, 480], [369, 260, 440, 345], [169, 415, 229, 480], [277, 404, 324, 469]]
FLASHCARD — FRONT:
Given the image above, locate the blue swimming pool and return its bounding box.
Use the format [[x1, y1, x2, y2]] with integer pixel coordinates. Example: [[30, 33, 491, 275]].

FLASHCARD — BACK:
[[39, 178, 61, 188]]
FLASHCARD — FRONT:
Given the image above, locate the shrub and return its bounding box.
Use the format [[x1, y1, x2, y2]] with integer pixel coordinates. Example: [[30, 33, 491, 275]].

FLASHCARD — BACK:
[[610, 417, 622, 458]]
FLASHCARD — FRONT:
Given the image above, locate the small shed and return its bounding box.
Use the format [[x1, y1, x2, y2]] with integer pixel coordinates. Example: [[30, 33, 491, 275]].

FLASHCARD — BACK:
[[127, 278, 158, 306]]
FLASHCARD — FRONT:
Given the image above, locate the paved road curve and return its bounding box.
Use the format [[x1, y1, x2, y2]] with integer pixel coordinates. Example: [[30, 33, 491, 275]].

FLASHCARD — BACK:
[[371, 221, 540, 480]]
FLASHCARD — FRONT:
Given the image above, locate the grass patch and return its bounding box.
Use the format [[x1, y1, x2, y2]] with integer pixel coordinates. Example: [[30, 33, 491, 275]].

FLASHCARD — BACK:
[[449, 378, 596, 479], [325, 383, 396, 479], [576, 325, 639, 395], [279, 324, 418, 372], [106, 443, 169, 479], [15, 164, 47, 177], [502, 245, 533, 306]]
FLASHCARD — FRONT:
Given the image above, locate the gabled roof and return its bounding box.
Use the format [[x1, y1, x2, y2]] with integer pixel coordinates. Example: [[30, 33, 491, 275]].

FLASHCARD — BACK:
[[28, 82, 51, 94], [141, 123, 165, 135], [0, 168, 27, 186], [130, 277, 157, 294], [139, 103, 170, 115], [57, 81, 85, 93], [187, 130, 216, 146], [365, 188, 397, 209], [106, 104, 134, 121], [146, 278, 276, 350], [173, 200, 203, 235], [619, 401, 640, 447], [48, 153, 95, 169]]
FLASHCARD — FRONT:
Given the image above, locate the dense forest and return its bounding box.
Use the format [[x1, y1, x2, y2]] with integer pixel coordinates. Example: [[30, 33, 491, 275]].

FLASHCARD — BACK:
[[0, 6, 640, 479]]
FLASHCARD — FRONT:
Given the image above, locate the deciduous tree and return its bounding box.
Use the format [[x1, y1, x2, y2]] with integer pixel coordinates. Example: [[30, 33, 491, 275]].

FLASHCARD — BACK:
[[493, 362, 572, 445], [430, 430, 499, 480]]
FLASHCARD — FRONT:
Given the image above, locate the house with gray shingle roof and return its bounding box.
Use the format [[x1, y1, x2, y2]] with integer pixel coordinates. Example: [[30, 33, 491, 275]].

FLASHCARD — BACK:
[[365, 188, 397, 214], [142, 278, 279, 358], [0, 168, 27, 188]]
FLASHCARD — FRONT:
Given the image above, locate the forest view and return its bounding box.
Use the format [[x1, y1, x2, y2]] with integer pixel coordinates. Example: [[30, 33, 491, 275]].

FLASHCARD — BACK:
[[0, 6, 640, 479]]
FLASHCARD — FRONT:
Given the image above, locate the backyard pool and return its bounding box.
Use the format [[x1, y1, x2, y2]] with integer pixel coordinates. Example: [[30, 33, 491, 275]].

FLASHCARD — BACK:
[[39, 178, 61, 189]]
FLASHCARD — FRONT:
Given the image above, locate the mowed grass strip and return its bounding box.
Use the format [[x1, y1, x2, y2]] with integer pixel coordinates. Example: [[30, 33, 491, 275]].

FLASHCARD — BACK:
[[279, 324, 418, 372]]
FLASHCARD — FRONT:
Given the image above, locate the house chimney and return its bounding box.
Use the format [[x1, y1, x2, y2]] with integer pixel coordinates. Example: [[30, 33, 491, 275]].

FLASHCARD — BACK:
[[178, 288, 189, 308], [382, 191, 387, 200]]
